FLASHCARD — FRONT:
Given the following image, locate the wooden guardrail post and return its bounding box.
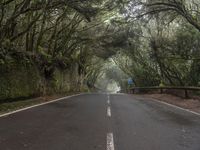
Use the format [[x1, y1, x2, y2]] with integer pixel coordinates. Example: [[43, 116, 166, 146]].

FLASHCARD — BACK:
[[160, 88, 163, 94], [185, 89, 189, 99], [132, 89, 135, 94]]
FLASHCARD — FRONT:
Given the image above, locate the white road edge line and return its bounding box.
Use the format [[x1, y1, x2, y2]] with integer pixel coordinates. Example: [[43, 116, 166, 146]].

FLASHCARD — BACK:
[[107, 106, 111, 117], [150, 98, 200, 116], [0, 93, 85, 118], [118, 93, 200, 116], [107, 133, 115, 150]]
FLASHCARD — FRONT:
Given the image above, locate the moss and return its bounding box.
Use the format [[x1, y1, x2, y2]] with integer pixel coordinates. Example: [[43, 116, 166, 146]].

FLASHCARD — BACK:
[[0, 62, 41, 101], [0, 61, 87, 102], [53, 69, 73, 93], [0, 98, 43, 114]]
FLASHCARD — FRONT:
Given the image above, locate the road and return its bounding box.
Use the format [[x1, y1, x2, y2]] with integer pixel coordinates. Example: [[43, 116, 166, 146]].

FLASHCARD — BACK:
[[0, 93, 200, 150]]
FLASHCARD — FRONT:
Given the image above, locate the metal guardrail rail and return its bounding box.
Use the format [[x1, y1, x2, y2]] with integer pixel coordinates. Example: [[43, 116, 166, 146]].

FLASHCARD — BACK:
[[125, 86, 200, 98]]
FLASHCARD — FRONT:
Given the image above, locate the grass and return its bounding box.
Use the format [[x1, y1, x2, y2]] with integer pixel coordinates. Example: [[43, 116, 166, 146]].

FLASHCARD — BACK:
[[0, 97, 44, 115], [0, 92, 81, 115]]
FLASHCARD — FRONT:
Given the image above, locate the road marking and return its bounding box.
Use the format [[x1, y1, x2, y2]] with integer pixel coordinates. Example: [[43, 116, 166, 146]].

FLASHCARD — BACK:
[[107, 95, 110, 105], [150, 98, 200, 117], [119, 94, 200, 117], [0, 93, 85, 118], [107, 106, 111, 117], [107, 99, 110, 105], [107, 133, 115, 150]]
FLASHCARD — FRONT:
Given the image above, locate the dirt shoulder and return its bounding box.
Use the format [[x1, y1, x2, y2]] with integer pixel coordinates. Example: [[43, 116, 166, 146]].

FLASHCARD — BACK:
[[141, 94, 200, 113], [0, 92, 81, 115]]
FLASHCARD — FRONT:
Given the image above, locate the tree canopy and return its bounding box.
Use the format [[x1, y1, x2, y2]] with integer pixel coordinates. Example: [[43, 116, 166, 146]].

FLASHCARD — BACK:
[[0, 0, 200, 94]]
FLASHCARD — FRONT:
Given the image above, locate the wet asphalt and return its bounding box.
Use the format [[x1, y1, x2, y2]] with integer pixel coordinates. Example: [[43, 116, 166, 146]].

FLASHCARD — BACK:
[[0, 93, 200, 150]]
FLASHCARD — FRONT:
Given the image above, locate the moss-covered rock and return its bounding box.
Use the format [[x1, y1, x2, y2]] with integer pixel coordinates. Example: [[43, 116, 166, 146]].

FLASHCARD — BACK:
[[0, 62, 88, 101], [0, 62, 41, 101]]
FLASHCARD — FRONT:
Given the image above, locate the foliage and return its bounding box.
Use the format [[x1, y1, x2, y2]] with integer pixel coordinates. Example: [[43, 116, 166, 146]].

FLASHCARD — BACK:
[[0, 0, 200, 98]]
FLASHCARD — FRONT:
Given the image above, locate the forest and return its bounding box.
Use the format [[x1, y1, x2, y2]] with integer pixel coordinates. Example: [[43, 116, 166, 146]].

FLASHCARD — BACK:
[[0, 0, 200, 100]]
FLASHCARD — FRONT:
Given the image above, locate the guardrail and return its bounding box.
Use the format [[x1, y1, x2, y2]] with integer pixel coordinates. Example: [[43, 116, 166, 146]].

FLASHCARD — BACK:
[[124, 86, 200, 98]]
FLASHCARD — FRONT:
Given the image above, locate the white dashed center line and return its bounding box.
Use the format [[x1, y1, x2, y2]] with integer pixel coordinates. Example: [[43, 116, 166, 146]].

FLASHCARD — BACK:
[[107, 106, 111, 117], [107, 133, 115, 150], [107, 99, 110, 105], [107, 94, 110, 105], [106, 94, 115, 150]]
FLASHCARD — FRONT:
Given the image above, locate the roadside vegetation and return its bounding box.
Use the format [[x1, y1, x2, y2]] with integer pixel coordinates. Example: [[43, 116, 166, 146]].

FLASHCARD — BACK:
[[0, 0, 200, 108]]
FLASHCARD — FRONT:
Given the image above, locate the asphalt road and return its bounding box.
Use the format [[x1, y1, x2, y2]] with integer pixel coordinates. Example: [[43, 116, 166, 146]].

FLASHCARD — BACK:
[[0, 93, 200, 150]]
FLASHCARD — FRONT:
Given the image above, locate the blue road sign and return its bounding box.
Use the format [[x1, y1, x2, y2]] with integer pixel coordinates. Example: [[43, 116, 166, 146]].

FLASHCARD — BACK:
[[128, 78, 133, 85]]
